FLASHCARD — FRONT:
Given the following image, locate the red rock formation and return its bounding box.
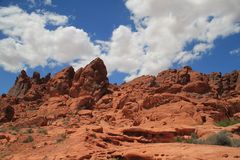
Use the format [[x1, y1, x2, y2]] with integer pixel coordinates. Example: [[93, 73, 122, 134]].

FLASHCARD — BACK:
[[69, 58, 109, 101], [0, 58, 240, 160], [7, 70, 51, 101], [8, 70, 31, 97], [48, 66, 75, 97], [182, 81, 210, 94]]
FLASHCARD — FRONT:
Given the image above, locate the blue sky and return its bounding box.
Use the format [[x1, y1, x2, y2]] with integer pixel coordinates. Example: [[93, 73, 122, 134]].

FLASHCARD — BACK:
[[0, 0, 240, 94]]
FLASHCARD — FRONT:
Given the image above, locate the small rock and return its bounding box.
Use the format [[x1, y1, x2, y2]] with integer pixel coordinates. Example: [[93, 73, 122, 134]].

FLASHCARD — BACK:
[[91, 126, 103, 133], [222, 154, 229, 158]]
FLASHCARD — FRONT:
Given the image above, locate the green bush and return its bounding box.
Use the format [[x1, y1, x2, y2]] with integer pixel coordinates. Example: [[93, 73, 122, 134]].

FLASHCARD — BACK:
[[0, 128, 7, 133], [23, 136, 34, 143], [206, 131, 232, 146], [175, 136, 184, 142], [186, 133, 199, 143], [23, 128, 34, 134], [175, 133, 199, 144], [56, 133, 67, 143], [9, 125, 20, 132], [232, 139, 240, 147], [216, 118, 240, 127], [175, 131, 240, 147], [38, 128, 48, 135]]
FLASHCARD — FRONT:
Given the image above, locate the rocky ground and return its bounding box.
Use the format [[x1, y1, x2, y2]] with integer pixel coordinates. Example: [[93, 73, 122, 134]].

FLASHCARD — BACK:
[[0, 58, 240, 160]]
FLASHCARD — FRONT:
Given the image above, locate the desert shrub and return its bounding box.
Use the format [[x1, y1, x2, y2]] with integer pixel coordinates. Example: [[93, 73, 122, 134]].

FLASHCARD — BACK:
[[23, 128, 33, 134], [175, 131, 240, 147], [38, 128, 48, 135], [175, 136, 184, 142], [232, 139, 240, 147], [0, 127, 7, 132], [23, 136, 34, 143], [56, 133, 67, 143], [175, 133, 199, 144], [9, 125, 20, 132], [186, 133, 199, 143], [205, 131, 232, 146], [62, 117, 70, 126], [216, 118, 240, 127], [4, 106, 14, 121]]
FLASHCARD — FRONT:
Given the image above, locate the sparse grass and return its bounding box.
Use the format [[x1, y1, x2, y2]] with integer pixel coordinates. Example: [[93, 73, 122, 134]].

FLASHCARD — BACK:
[[175, 133, 199, 144], [9, 125, 20, 132], [0, 127, 7, 133], [215, 118, 240, 127], [185, 133, 199, 144], [38, 128, 48, 135], [56, 133, 67, 143], [23, 128, 34, 134], [8, 125, 20, 135], [62, 117, 70, 126], [175, 136, 184, 142], [23, 135, 34, 143], [175, 131, 240, 147]]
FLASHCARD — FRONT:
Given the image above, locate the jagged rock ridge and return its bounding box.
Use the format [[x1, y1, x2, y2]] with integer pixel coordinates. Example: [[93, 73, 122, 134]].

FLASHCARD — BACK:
[[0, 58, 240, 160]]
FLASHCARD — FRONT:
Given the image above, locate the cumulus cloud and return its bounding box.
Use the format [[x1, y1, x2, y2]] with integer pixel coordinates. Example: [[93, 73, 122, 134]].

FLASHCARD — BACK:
[[230, 48, 240, 55], [44, 0, 52, 5], [0, 1, 240, 81], [100, 25, 144, 75], [27, 0, 52, 6], [99, 0, 240, 80], [0, 6, 100, 72]]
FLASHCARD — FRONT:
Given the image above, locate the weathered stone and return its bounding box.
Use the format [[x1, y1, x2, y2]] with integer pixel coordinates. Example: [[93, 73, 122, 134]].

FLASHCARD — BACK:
[[48, 66, 75, 97], [69, 58, 109, 101]]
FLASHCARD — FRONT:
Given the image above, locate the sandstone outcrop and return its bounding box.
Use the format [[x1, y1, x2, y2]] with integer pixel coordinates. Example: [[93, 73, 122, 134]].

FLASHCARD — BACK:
[[8, 70, 31, 97], [69, 58, 109, 101], [8, 70, 51, 101], [48, 66, 75, 97], [0, 58, 240, 160]]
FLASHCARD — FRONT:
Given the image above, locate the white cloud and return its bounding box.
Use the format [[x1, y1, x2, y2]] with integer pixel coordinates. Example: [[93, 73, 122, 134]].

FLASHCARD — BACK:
[[230, 48, 240, 55], [98, 0, 240, 80], [26, 0, 52, 6], [0, 6, 100, 72], [0, 1, 240, 81], [44, 0, 52, 5], [101, 25, 144, 75]]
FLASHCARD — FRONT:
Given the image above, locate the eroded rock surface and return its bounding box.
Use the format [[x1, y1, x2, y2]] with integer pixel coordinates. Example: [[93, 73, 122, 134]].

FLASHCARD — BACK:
[[0, 58, 240, 160], [69, 57, 109, 101]]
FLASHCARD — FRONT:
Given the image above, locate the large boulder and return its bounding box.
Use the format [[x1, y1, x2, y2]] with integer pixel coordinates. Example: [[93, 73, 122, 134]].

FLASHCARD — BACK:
[[69, 58, 109, 101], [182, 81, 210, 94], [8, 70, 31, 97], [48, 66, 75, 97], [67, 95, 94, 111]]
